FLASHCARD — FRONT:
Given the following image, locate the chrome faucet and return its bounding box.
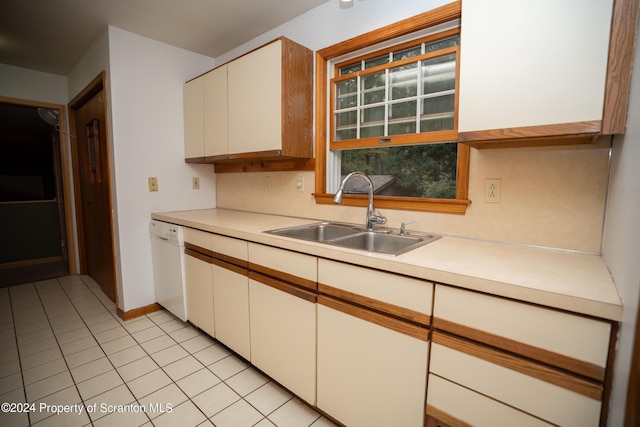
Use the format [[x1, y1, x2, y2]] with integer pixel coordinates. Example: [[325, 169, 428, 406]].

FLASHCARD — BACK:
[[333, 172, 387, 232]]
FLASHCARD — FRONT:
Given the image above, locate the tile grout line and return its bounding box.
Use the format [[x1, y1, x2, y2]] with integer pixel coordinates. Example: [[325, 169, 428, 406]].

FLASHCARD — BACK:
[[5, 285, 30, 426]]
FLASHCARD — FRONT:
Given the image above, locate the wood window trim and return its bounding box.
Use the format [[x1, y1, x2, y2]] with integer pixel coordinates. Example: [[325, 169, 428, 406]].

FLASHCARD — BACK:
[[314, 1, 470, 214]]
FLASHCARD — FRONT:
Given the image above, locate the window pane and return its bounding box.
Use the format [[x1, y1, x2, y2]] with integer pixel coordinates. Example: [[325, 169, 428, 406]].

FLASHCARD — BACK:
[[388, 100, 417, 135], [422, 54, 456, 95], [393, 46, 422, 62], [360, 106, 385, 138], [340, 143, 458, 199], [365, 54, 389, 69], [340, 63, 362, 76], [361, 71, 386, 105], [390, 63, 418, 100], [336, 78, 358, 110], [335, 111, 357, 140], [424, 36, 459, 53], [421, 94, 455, 132]]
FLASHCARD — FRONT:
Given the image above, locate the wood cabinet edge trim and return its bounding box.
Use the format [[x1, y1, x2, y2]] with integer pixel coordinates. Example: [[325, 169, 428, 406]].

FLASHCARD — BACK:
[[319, 283, 431, 327], [318, 294, 429, 342], [432, 331, 603, 401], [249, 262, 317, 292], [425, 405, 474, 427], [432, 317, 606, 382], [249, 271, 317, 303]]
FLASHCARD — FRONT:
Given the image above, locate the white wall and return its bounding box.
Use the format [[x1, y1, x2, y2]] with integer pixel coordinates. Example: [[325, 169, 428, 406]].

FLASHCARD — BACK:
[[0, 63, 68, 104], [106, 27, 216, 312], [601, 18, 640, 424]]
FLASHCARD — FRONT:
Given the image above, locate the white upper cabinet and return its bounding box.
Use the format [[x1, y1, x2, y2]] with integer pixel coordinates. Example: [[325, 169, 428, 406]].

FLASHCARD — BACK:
[[183, 77, 205, 160], [458, 0, 635, 147], [228, 40, 282, 155], [184, 37, 313, 163], [203, 64, 228, 159]]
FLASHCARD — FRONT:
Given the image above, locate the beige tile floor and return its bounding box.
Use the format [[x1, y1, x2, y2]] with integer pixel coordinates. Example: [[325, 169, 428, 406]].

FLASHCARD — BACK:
[[0, 276, 337, 427]]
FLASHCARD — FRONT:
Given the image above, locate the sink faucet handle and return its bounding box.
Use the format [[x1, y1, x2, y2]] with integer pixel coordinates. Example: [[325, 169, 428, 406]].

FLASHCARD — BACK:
[[399, 221, 415, 236]]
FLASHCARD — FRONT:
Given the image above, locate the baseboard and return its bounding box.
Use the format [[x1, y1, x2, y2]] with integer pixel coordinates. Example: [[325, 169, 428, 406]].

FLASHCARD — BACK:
[[117, 302, 163, 321]]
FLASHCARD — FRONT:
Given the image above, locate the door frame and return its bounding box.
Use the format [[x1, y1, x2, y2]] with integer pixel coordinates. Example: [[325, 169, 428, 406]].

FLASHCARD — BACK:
[[0, 95, 76, 274], [68, 71, 118, 302]]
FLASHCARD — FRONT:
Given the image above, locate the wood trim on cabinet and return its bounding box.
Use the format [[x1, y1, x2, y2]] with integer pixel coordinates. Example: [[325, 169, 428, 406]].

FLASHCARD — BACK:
[[249, 262, 317, 292], [318, 283, 431, 327], [319, 295, 429, 342], [185, 247, 212, 263], [185, 242, 248, 269], [212, 252, 248, 269], [602, 0, 639, 134], [214, 158, 315, 173], [211, 258, 248, 277], [432, 317, 606, 382], [458, 120, 602, 148], [432, 331, 603, 401], [184, 242, 213, 257], [249, 271, 317, 303], [425, 406, 473, 427]]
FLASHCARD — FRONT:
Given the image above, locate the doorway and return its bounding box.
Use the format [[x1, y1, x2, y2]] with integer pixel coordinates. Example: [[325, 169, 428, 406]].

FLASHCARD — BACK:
[[0, 97, 75, 287], [68, 72, 118, 303]]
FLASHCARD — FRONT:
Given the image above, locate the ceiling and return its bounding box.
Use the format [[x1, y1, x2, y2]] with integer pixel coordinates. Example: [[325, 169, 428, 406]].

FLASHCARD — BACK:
[[0, 0, 329, 76]]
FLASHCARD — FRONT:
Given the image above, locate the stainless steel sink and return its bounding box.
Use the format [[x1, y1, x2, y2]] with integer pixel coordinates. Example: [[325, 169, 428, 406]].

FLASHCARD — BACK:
[[265, 222, 440, 256], [329, 231, 439, 255], [265, 222, 362, 242]]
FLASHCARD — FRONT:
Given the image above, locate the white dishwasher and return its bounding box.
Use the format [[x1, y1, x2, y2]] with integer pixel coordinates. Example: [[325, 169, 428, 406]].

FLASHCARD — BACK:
[[149, 219, 187, 321]]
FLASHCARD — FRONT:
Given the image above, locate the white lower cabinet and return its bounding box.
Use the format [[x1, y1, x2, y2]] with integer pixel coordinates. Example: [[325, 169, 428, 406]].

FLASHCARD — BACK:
[[426, 374, 553, 427], [249, 276, 316, 404], [184, 247, 215, 337], [212, 264, 250, 359], [317, 259, 432, 427], [317, 301, 429, 427]]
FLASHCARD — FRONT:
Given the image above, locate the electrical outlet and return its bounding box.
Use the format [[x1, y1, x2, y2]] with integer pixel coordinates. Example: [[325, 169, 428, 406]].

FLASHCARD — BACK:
[[484, 179, 501, 203], [264, 176, 271, 191], [192, 177, 200, 190], [148, 177, 158, 192], [295, 176, 305, 193]]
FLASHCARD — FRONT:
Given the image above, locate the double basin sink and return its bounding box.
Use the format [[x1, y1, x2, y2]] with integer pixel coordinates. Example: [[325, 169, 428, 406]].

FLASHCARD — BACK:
[[265, 221, 440, 256]]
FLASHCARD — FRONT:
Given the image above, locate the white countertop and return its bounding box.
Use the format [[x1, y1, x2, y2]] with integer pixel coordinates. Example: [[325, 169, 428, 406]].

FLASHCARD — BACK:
[[152, 208, 622, 321]]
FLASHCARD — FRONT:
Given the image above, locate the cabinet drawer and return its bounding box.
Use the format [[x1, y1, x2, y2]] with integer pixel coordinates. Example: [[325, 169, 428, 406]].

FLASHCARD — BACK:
[[318, 259, 432, 318], [248, 243, 317, 290], [184, 227, 212, 250], [430, 335, 601, 427], [433, 285, 611, 380], [427, 374, 553, 427], [212, 234, 247, 263]]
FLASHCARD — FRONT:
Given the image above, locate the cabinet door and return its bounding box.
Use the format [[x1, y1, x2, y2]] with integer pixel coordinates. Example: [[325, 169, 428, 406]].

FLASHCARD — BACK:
[[184, 253, 214, 336], [427, 374, 553, 427], [249, 277, 316, 404], [317, 301, 429, 427], [212, 263, 250, 360], [203, 65, 228, 158], [184, 78, 204, 159], [458, 0, 613, 133], [228, 40, 282, 155]]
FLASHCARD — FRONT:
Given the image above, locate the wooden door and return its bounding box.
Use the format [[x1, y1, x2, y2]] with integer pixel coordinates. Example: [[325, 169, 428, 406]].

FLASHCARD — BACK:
[[69, 74, 117, 302]]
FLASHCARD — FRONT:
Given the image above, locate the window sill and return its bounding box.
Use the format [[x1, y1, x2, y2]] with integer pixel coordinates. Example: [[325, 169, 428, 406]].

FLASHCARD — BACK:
[[314, 193, 470, 214]]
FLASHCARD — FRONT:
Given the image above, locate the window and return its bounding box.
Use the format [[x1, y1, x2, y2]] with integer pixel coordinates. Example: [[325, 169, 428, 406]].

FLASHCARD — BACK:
[[314, 2, 470, 214]]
